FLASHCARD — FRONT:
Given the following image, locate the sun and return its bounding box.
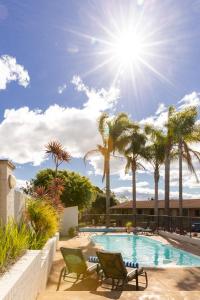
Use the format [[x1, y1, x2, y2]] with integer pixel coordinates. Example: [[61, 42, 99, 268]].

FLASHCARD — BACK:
[[69, 2, 174, 87], [111, 30, 145, 68]]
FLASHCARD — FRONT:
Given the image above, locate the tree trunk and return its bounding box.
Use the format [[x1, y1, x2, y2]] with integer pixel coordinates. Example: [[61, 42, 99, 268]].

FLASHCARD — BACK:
[[55, 157, 58, 176], [154, 165, 159, 216], [132, 163, 136, 215], [178, 139, 183, 216], [164, 149, 170, 216], [105, 154, 110, 226]]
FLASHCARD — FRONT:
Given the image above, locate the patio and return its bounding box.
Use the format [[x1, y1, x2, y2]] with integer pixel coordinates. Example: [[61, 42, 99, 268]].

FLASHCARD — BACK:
[[38, 234, 200, 300]]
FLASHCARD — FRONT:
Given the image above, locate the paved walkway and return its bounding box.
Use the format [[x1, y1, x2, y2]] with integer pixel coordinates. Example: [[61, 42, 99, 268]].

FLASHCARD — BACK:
[[39, 291, 200, 299], [38, 235, 200, 300]]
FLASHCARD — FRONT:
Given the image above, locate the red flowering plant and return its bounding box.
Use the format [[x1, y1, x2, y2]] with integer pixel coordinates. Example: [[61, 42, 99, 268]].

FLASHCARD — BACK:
[[33, 177, 65, 214]]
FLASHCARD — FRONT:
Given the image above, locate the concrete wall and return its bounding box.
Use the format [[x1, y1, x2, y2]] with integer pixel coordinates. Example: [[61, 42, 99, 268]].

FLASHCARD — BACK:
[[60, 206, 78, 236], [0, 234, 58, 300], [14, 190, 25, 222], [0, 160, 16, 223]]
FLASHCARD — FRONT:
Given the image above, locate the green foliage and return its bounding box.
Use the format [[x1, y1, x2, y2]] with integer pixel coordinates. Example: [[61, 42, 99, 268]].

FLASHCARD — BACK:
[[26, 199, 59, 240], [0, 220, 29, 273], [68, 227, 76, 238], [90, 187, 118, 214], [32, 169, 95, 210], [27, 230, 47, 250], [0, 199, 59, 273]]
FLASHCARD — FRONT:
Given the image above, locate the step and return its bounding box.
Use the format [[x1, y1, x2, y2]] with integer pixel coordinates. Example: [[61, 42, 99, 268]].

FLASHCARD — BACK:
[[37, 290, 200, 300]]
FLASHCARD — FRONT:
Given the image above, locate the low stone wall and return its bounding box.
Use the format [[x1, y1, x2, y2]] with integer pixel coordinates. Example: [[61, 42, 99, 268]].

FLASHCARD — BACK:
[[159, 230, 200, 247], [0, 234, 58, 300]]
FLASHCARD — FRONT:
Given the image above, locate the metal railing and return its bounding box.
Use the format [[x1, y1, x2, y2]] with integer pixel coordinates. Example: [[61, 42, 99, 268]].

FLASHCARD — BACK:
[[79, 213, 200, 237]]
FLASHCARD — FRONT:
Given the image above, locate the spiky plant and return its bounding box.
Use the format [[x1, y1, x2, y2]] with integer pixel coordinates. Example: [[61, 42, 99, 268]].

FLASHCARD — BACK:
[[45, 140, 71, 174]]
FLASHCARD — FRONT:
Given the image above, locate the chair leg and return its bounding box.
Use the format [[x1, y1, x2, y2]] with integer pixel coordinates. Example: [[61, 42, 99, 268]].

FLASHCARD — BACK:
[[135, 271, 139, 291], [144, 271, 148, 288], [115, 279, 120, 290], [57, 267, 65, 291], [111, 279, 115, 290], [75, 273, 81, 282], [121, 280, 126, 290]]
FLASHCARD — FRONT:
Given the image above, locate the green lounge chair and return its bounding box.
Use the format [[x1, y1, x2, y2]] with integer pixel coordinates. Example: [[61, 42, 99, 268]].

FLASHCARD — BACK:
[[96, 250, 148, 290], [57, 247, 98, 290]]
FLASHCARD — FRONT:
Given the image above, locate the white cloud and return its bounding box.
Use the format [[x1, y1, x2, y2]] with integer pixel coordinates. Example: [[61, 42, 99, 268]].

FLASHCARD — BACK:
[[16, 179, 27, 189], [140, 91, 200, 129], [86, 154, 126, 178], [0, 55, 30, 90], [178, 91, 200, 109], [72, 75, 119, 112], [58, 83, 67, 94], [112, 185, 198, 201], [0, 76, 119, 165], [155, 103, 167, 115], [140, 110, 168, 129]]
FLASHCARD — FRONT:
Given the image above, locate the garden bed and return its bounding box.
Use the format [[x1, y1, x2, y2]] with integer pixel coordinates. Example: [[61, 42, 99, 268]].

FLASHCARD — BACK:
[[0, 234, 58, 300]]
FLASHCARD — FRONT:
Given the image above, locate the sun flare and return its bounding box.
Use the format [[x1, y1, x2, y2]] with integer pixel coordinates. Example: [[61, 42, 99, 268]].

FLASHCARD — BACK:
[[111, 30, 145, 68], [69, 2, 176, 87]]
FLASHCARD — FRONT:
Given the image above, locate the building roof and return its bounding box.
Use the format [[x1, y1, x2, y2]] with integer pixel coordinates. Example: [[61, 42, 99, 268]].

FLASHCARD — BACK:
[[110, 199, 200, 209]]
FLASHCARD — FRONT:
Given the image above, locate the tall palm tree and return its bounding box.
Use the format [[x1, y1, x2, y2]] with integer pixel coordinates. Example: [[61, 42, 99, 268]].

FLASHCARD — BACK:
[[164, 106, 175, 215], [45, 140, 71, 175], [117, 124, 148, 214], [170, 106, 200, 216], [144, 125, 166, 215], [84, 112, 130, 218]]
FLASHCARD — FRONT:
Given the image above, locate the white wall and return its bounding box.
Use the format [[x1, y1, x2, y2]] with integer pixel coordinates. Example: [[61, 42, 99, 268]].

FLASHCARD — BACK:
[[14, 190, 25, 222], [60, 206, 78, 236], [0, 235, 58, 300]]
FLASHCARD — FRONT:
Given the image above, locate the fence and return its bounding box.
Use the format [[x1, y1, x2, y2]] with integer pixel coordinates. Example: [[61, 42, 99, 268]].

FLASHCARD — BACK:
[[79, 213, 200, 237]]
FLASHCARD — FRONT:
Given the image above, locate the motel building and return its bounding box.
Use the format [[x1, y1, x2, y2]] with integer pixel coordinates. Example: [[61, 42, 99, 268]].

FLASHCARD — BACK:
[[110, 199, 200, 217]]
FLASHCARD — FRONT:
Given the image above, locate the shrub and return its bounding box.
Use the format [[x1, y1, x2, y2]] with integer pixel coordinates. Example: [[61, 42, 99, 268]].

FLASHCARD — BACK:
[[0, 199, 59, 274], [0, 220, 29, 273], [68, 227, 76, 238], [31, 169, 95, 210], [26, 199, 59, 242], [125, 221, 133, 228]]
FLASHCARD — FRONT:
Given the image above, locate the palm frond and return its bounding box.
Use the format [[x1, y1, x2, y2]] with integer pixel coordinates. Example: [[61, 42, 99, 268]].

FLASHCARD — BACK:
[[182, 141, 199, 182], [98, 113, 109, 144], [125, 156, 132, 174], [83, 149, 100, 165]]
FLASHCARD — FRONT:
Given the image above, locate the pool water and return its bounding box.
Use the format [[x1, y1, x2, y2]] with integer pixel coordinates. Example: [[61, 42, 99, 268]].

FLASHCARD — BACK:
[[91, 235, 200, 267]]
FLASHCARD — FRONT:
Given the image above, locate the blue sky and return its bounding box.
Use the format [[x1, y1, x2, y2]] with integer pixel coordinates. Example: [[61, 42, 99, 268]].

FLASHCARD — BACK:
[[0, 0, 200, 200]]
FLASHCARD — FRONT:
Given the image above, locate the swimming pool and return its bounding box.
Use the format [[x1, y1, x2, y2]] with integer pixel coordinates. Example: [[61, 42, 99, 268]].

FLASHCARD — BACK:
[[91, 234, 200, 267]]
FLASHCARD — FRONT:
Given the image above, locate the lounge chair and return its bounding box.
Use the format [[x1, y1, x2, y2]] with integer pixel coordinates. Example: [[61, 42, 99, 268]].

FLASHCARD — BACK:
[[96, 250, 148, 290], [57, 247, 98, 290]]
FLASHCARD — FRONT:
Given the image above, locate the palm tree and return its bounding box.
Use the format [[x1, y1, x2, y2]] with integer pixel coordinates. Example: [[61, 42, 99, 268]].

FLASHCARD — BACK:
[[170, 106, 200, 216], [84, 112, 130, 219], [144, 125, 166, 215], [45, 140, 71, 175], [164, 106, 175, 215], [117, 124, 148, 214]]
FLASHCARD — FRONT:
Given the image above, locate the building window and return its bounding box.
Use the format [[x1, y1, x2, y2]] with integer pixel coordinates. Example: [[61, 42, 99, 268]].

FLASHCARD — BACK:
[[195, 210, 200, 217], [150, 209, 154, 215], [182, 209, 188, 216], [137, 209, 143, 215]]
